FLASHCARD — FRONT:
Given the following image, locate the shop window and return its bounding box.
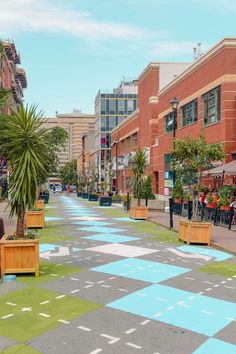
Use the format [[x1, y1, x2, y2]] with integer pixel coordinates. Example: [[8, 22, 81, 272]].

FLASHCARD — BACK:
[[132, 133, 138, 147]]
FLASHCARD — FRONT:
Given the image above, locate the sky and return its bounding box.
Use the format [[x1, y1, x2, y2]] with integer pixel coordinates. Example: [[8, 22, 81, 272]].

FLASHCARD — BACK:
[[0, 0, 236, 117]]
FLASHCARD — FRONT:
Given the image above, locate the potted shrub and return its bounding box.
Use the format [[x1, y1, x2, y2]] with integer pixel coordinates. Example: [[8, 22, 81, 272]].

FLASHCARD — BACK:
[[89, 194, 98, 202], [206, 194, 214, 208], [99, 195, 112, 206], [0, 104, 47, 278], [112, 194, 122, 203], [172, 180, 184, 203], [172, 135, 225, 245], [141, 175, 155, 206], [130, 149, 148, 220], [217, 186, 231, 211]]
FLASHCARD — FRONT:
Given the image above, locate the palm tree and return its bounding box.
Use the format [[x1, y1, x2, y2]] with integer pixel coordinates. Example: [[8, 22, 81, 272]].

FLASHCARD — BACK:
[[130, 149, 147, 206], [5, 104, 47, 237]]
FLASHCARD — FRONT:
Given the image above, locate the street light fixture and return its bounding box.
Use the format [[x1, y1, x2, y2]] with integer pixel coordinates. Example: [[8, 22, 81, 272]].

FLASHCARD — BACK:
[[169, 96, 179, 229], [114, 137, 119, 193]]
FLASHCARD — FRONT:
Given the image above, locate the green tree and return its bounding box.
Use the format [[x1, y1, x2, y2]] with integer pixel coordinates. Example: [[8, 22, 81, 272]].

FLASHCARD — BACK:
[[4, 104, 47, 237], [141, 175, 155, 205], [172, 135, 225, 220], [130, 149, 147, 206], [37, 126, 68, 185], [59, 159, 78, 185]]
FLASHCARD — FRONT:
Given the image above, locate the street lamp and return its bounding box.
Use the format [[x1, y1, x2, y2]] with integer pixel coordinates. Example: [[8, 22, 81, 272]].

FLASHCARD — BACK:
[[170, 96, 179, 185], [114, 137, 119, 193], [169, 96, 179, 229]]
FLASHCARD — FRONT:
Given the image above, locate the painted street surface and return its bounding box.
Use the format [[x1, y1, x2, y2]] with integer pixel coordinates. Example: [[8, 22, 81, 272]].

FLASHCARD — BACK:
[[1, 195, 236, 354]]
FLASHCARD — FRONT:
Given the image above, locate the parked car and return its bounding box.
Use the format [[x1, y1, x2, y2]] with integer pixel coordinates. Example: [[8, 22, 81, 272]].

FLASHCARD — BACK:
[[55, 185, 62, 192]]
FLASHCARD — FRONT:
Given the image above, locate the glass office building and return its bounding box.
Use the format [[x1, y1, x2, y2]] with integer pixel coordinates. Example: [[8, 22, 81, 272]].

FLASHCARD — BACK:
[[95, 80, 138, 185]]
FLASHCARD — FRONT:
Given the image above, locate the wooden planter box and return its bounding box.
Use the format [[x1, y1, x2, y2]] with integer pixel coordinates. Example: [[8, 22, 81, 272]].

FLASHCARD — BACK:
[[0, 235, 39, 278], [179, 219, 212, 246], [26, 211, 45, 229], [89, 194, 98, 202], [34, 200, 44, 209], [99, 197, 112, 206], [130, 206, 148, 220]]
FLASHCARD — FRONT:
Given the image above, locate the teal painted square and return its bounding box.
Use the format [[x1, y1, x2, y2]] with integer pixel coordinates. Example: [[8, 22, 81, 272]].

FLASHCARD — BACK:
[[45, 216, 64, 222], [82, 234, 140, 243], [92, 258, 190, 283], [39, 244, 57, 252], [192, 338, 236, 354], [177, 245, 232, 261], [79, 226, 125, 234], [108, 284, 236, 336]]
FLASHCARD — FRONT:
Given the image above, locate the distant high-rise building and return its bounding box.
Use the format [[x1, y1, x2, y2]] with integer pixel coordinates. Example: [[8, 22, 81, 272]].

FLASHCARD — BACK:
[[95, 79, 138, 186], [43, 110, 95, 170]]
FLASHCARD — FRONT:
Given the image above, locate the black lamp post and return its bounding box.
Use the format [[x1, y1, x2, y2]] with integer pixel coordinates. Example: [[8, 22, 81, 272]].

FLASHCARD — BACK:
[[114, 138, 119, 193], [169, 96, 179, 229], [170, 96, 179, 186]]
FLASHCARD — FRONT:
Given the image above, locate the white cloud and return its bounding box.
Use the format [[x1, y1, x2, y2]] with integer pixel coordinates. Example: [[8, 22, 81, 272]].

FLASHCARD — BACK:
[[0, 0, 148, 41]]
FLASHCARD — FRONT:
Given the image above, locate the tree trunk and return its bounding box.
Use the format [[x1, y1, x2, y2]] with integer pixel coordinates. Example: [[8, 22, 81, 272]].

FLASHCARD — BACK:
[[16, 206, 25, 237], [137, 198, 141, 206], [145, 198, 148, 207]]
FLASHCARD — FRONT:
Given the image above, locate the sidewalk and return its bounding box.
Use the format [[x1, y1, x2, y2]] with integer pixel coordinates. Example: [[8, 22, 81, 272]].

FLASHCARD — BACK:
[[0, 200, 15, 234], [149, 211, 236, 254]]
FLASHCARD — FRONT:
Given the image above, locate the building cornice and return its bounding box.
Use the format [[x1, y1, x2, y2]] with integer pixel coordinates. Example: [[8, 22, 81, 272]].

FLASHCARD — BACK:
[[159, 37, 236, 97]]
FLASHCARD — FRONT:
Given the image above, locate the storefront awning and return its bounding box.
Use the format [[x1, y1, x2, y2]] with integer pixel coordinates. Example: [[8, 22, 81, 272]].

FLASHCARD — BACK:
[[202, 160, 236, 176]]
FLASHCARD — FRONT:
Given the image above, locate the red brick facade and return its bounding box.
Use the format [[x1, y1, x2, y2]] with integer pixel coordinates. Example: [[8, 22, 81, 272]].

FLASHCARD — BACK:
[[111, 38, 236, 197]]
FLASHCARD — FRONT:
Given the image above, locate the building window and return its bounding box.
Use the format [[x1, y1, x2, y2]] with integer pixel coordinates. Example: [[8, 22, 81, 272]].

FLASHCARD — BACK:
[[101, 99, 107, 114], [126, 136, 131, 150], [181, 99, 198, 127], [109, 100, 116, 114], [202, 86, 221, 126], [132, 133, 138, 147], [118, 100, 125, 114], [164, 112, 174, 133], [127, 100, 134, 112]]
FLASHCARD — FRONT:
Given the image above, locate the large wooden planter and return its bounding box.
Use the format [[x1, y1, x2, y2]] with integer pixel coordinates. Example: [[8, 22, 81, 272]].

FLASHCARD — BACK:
[[26, 211, 45, 229], [130, 206, 148, 220], [0, 235, 39, 278], [179, 219, 212, 246], [34, 200, 44, 209], [89, 194, 98, 202], [99, 196, 112, 206]]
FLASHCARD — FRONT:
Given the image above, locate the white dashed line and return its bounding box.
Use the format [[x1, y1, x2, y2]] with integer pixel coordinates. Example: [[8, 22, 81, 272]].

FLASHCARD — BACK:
[[55, 295, 66, 299], [118, 288, 128, 292], [77, 326, 91, 331], [101, 285, 110, 288], [84, 285, 94, 288], [201, 310, 214, 315], [50, 273, 58, 277], [89, 349, 103, 354], [205, 288, 212, 291], [40, 300, 50, 305], [2, 314, 14, 319], [154, 312, 163, 318], [125, 328, 136, 334], [226, 317, 236, 322], [70, 277, 79, 281], [223, 286, 235, 289], [6, 302, 16, 306], [58, 319, 70, 324], [70, 289, 80, 293], [140, 320, 151, 325], [126, 343, 142, 349], [38, 313, 51, 318]]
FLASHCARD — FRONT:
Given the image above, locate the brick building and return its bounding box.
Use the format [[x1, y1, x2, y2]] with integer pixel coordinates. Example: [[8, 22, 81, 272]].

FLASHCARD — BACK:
[[111, 38, 236, 198], [0, 40, 27, 112]]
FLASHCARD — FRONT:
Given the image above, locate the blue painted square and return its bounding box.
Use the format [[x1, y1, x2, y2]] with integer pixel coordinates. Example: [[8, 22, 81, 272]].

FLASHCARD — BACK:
[[74, 221, 114, 226], [192, 338, 236, 354], [79, 226, 125, 234], [108, 284, 236, 336], [92, 258, 190, 283], [39, 244, 57, 252], [45, 216, 64, 222], [82, 234, 140, 243], [177, 245, 232, 261]]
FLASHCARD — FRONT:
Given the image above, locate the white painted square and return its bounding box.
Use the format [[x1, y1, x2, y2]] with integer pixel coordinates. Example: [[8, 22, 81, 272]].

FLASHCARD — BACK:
[[70, 216, 107, 221], [87, 243, 158, 257]]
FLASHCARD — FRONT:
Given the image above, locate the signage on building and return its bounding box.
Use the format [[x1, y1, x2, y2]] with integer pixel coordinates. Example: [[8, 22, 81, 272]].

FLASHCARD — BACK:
[[112, 156, 124, 170], [143, 147, 150, 165]]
